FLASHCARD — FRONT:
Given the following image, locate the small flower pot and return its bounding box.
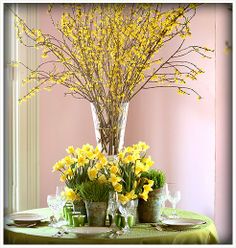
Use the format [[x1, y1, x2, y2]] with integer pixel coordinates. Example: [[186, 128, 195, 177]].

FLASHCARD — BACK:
[[138, 188, 164, 223], [85, 201, 108, 226]]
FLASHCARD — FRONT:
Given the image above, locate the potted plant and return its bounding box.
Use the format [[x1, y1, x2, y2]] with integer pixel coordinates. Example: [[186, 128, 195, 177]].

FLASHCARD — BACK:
[[78, 181, 111, 227], [106, 141, 156, 227], [138, 169, 166, 223], [52, 144, 110, 217]]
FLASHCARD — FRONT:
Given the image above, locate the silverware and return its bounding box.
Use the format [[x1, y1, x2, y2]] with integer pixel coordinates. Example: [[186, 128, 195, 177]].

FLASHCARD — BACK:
[[109, 229, 124, 239], [52, 230, 69, 238]]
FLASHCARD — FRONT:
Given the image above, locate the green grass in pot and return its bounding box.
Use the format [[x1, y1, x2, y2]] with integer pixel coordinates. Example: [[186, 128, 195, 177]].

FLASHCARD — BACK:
[[78, 181, 111, 202], [141, 169, 166, 190]]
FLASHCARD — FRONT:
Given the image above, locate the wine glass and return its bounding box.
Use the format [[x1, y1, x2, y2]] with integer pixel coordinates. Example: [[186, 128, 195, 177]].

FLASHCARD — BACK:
[[160, 183, 169, 219], [47, 194, 59, 227], [118, 200, 134, 233], [167, 183, 181, 218], [107, 191, 118, 228], [47, 193, 67, 227]]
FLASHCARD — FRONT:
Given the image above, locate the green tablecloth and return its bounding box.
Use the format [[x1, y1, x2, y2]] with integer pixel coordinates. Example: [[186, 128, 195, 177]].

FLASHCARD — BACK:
[[4, 208, 219, 244]]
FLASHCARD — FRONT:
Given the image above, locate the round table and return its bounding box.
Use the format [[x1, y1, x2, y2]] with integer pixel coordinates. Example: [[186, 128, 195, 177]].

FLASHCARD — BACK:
[[4, 208, 219, 244]]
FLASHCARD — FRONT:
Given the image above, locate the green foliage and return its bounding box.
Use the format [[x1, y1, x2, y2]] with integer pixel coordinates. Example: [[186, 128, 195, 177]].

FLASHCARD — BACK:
[[141, 169, 166, 190], [78, 181, 111, 202]]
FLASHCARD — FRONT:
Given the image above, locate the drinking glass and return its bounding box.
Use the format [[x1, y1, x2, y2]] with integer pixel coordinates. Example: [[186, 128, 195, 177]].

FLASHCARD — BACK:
[[167, 183, 181, 218], [118, 200, 135, 233], [47, 193, 67, 227], [107, 191, 118, 228]]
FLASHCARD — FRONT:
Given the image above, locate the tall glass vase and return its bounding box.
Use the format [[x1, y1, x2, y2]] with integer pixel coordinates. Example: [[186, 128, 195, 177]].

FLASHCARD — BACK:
[[91, 102, 129, 156]]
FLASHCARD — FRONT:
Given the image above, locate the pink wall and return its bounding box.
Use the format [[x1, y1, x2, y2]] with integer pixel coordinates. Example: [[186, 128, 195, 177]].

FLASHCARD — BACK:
[[38, 4, 232, 242], [215, 4, 232, 244]]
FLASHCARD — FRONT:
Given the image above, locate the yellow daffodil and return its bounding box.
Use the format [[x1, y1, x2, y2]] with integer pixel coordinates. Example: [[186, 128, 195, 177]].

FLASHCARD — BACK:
[[63, 188, 77, 201], [114, 183, 122, 192], [66, 145, 75, 154], [88, 167, 98, 181], [77, 156, 89, 166], [64, 156, 74, 166], [86, 150, 95, 160], [65, 167, 73, 177], [137, 141, 150, 151], [110, 164, 119, 174], [139, 191, 149, 201], [98, 174, 107, 183], [135, 160, 145, 175], [82, 144, 93, 152], [143, 184, 153, 193], [109, 173, 122, 186], [95, 162, 103, 170], [126, 190, 137, 200], [119, 194, 129, 205], [52, 160, 64, 172], [60, 174, 67, 182]]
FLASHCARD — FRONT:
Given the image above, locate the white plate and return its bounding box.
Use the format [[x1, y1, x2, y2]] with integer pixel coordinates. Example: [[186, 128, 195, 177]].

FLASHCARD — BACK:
[[64, 227, 113, 237], [8, 212, 46, 223], [162, 218, 206, 228]]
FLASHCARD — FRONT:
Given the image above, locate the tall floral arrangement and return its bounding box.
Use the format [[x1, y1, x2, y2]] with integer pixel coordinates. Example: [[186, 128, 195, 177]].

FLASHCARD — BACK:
[[12, 3, 213, 154]]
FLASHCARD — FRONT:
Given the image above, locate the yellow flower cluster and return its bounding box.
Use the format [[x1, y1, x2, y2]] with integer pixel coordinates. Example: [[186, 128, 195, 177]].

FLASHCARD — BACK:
[[52, 141, 159, 203], [52, 144, 111, 200], [15, 3, 212, 105], [108, 141, 155, 204]]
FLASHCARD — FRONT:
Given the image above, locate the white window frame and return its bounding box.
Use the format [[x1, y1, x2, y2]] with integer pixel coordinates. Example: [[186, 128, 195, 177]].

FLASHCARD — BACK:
[[4, 3, 39, 214]]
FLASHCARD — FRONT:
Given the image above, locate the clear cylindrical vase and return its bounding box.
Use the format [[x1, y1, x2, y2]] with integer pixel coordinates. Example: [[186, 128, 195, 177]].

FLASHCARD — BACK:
[[91, 102, 129, 156]]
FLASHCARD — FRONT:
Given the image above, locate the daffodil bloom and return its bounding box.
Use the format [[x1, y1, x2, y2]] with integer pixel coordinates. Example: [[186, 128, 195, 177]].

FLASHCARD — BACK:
[[65, 167, 73, 177], [86, 150, 95, 160], [64, 156, 74, 166], [63, 188, 77, 201], [60, 174, 67, 182], [109, 173, 122, 186], [66, 145, 75, 154], [98, 174, 107, 183], [139, 191, 149, 201], [126, 190, 137, 200], [114, 183, 122, 192], [52, 161, 64, 172], [142, 156, 154, 167], [110, 164, 119, 174], [82, 143, 93, 152], [123, 154, 134, 164], [135, 160, 145, 175], [119, 194, 129, 205], [88, 167, 98, 180], [147, 179, 154, 187], [118, 151, 125, 161], [137, 141, 150, 151], [77, 156, 89, 166], [100, 156, 107, 166], [143, 184, 153, 192], [95, 162, 103, 170]]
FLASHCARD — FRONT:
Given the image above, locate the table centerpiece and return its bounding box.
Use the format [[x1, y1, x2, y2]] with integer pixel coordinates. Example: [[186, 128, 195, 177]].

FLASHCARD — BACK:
[[13, 3, 213, 156]]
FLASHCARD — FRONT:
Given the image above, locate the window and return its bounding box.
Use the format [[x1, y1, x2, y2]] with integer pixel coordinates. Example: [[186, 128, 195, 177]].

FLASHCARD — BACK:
[[4, 3, 39, 214]]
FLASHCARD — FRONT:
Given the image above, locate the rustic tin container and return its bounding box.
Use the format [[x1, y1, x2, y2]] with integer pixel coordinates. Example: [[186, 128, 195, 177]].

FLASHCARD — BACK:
[[85, 201, 108, 226], [138, 188, 164, 223]]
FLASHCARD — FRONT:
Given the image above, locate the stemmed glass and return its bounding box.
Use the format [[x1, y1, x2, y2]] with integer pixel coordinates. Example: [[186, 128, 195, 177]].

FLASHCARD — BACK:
[[118, 200, 134, 233], [47, 187, 67, 227], [107, 191, 118, 228], [166, 183, 181, 218]]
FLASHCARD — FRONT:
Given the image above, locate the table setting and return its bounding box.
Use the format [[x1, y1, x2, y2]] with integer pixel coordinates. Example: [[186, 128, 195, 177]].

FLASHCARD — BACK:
[[4, 2, 220, 245]]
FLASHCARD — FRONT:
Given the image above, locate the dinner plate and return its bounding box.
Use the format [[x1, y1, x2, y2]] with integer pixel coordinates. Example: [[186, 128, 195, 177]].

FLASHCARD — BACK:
[[64, 226, 113, 237], [8, 212, 46, 224], [162, 218, 206, 229]]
